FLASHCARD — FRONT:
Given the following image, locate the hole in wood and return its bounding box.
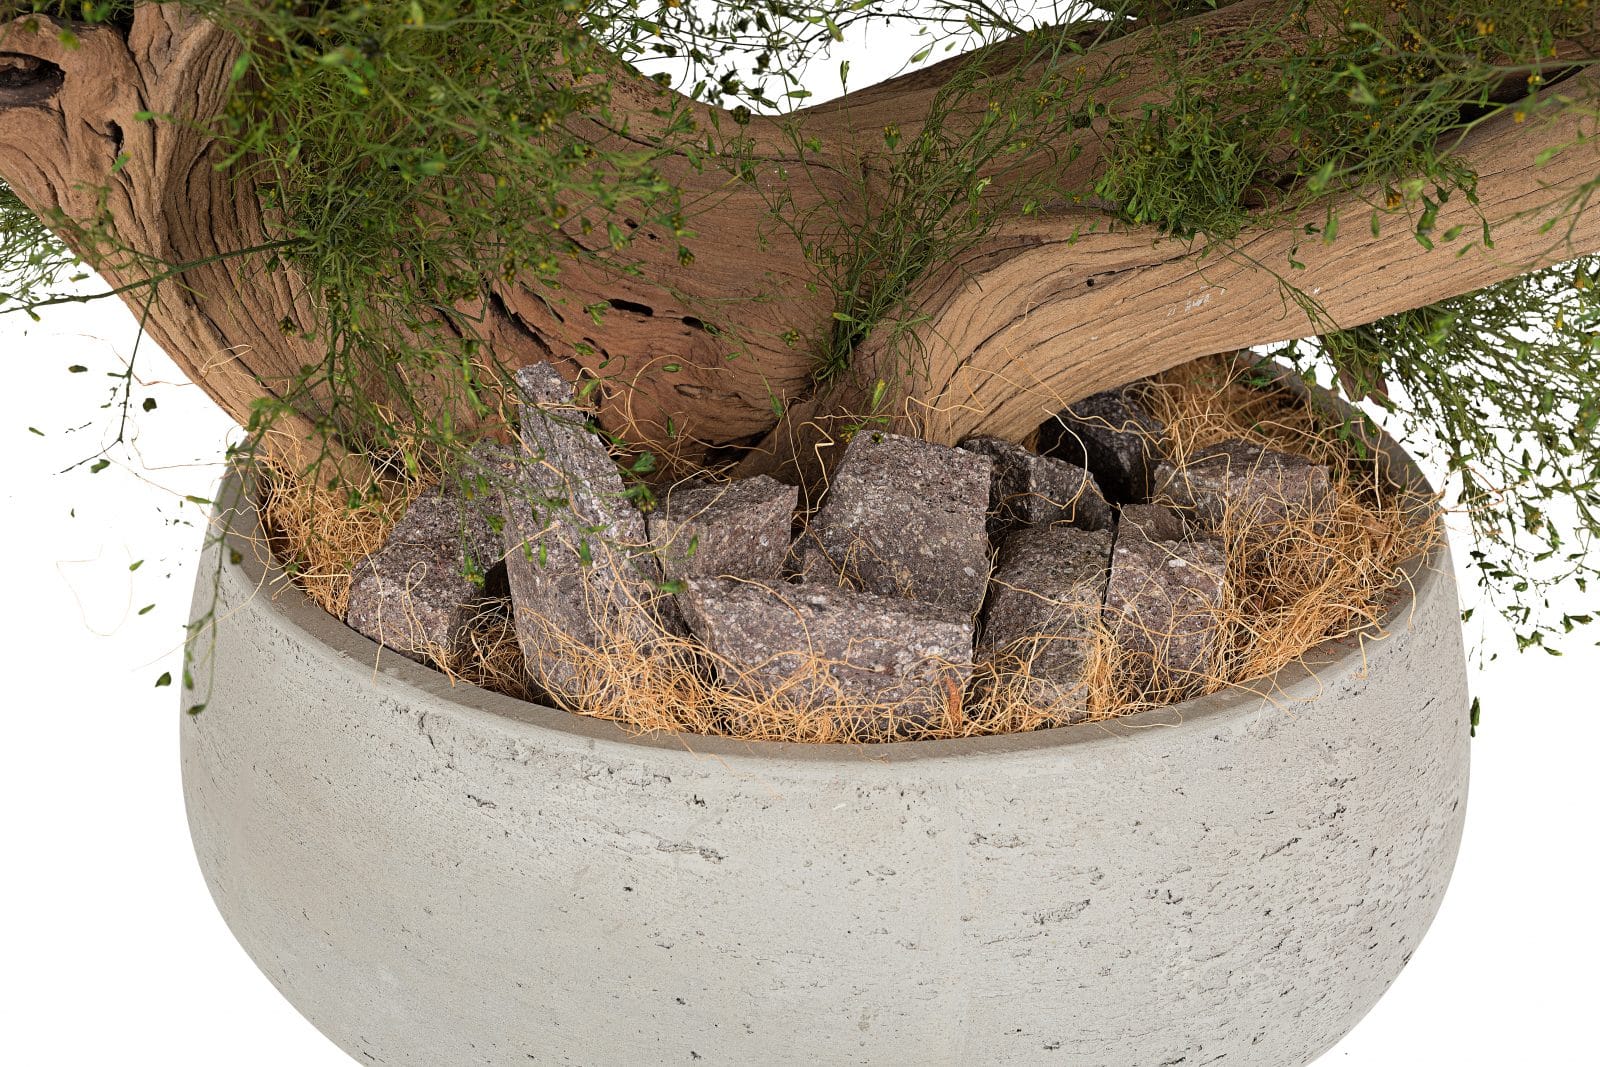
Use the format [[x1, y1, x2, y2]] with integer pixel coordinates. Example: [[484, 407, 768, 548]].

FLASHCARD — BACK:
[[0, 53, 65, 107]]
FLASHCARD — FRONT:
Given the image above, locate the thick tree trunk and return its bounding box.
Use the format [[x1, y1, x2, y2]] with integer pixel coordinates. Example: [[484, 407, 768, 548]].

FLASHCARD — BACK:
[[1, 3, 1596, 481]]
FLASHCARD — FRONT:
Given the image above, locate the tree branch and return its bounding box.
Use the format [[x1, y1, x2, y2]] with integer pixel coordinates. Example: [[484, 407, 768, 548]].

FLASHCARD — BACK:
[[903, 69, 1600, 446]]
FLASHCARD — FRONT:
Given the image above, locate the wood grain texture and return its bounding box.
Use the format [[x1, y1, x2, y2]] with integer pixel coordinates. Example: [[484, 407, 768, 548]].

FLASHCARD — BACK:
[[1, 3, 1596, 480]]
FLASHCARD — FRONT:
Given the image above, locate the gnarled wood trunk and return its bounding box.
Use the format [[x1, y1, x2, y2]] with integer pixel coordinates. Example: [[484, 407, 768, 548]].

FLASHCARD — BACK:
[[2, 3, 1597, 482]]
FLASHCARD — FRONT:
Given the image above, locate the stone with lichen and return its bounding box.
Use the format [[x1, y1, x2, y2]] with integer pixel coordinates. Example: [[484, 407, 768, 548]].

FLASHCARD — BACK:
[[978, 526, 1112, 717], [960, 435, 1112, 537], [1116, 502, 1189, 544], [803, 431, 992, 615], [680, 577, 974, 738], [647, 474, 799, 634], [1042, 388, 1168, 503], [1154, 439, 1333, 534], [500, 363, 660, 701], [345, 463, 509, 663], [1104, 517, 1227, 703], [649, 475, 798, 583]]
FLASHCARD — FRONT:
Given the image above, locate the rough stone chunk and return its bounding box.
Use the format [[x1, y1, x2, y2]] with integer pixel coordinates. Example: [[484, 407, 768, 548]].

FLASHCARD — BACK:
[[453, 443, 519, 566], [681, 578, 974, 736], [1042, 388, 1167, 502], [1117, 503, 1189, 544], [501, 363, 659, 699], [648, 474, 799, 635], [1104, 530, 1227, 702], [805, 431, 992, 615], [1154, 440, 1333, 533], [960, 436, 1112, 537], [346, 488, 498, 663], [650, 475, 798, 583], [979, 527, 1112, 716]]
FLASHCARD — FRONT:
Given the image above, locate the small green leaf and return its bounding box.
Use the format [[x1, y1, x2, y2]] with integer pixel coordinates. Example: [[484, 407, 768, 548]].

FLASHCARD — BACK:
[[68, 364, 87, 373], [142, 397, 157, 412], [155, 672, 172, 688]]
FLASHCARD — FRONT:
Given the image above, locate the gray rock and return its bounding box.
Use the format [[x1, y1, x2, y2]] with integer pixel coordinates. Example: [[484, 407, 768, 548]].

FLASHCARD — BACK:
[[1154, 440, 1333, 534], [500, 363, 660, 700], [648, 474, 799, 635], [681, 578, 974, 738], [453, 443, 519, 573], [806, 431, 992, 615], [1104, 531, 1227, 703], [790, 525, 844, 587], [346, 487, 494, 663], [979, 527, 1112, 716], [1116, 503, 1189, 544], [650, 475, 798, 583], [1043, 388, 1167, 502], [960, 436, 1112, 536]]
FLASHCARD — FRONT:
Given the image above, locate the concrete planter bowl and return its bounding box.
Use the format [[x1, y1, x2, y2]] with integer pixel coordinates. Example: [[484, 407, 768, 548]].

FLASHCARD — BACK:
[[182, 423, 1470, 1066]]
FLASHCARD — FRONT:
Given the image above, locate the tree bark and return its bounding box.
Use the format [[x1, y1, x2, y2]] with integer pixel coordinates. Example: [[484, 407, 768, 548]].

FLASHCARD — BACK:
[[1, 3, 1596, 482]]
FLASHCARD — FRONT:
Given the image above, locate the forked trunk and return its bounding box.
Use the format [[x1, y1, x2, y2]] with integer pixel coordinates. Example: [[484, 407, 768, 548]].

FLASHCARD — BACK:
[[2, 4, 1597, 482]]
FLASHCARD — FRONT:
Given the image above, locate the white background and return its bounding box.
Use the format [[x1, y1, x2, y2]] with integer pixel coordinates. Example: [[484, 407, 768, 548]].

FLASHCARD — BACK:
[[3, 18, 1598, 1066]]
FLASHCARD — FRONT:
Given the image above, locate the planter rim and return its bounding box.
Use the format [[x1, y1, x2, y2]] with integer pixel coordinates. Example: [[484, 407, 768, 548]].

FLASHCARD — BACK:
[[212, 387, 1444, 770]]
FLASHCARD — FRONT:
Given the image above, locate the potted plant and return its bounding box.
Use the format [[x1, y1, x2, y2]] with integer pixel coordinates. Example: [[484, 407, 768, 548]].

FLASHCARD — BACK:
[[3, 2, 1596, 1064]]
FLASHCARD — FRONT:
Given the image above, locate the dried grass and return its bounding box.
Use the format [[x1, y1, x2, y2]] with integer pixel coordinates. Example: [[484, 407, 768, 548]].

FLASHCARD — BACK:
[[256, 457, 425, 618], [256, 355, 1440, 743], [1134, 356, 1441, 695]]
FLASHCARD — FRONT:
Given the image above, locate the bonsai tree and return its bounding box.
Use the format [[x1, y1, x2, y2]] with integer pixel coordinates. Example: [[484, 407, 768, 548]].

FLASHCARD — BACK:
[[2, 0, 1596, 664]]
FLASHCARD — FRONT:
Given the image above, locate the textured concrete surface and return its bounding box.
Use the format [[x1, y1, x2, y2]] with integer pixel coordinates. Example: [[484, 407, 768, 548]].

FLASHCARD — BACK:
[[185, 438, 1469, 1066]]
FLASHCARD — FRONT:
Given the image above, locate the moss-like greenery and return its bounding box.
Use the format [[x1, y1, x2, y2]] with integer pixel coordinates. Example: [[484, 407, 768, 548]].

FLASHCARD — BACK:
[[1294, 260, 1600, 656], [0, 0, 1597, 656]]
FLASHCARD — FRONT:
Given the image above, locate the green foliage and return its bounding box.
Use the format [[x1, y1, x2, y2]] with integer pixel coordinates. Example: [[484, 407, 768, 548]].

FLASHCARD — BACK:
[[1093, 1, 1589, 239], [1292, 259, 1600, 653], [592, 0, 1027, 108], [0, 182, 81, 317], [790, 26, 1114, 391], [202, 0, 697, 473]]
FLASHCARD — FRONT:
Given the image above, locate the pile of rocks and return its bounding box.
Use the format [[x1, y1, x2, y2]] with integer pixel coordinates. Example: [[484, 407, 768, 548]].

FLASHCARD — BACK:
[[344, 364, 1338, 736]]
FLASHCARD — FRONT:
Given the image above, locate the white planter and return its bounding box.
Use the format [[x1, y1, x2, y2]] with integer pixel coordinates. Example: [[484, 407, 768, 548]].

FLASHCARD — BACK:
[[183, 442, 1469, 1066]]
